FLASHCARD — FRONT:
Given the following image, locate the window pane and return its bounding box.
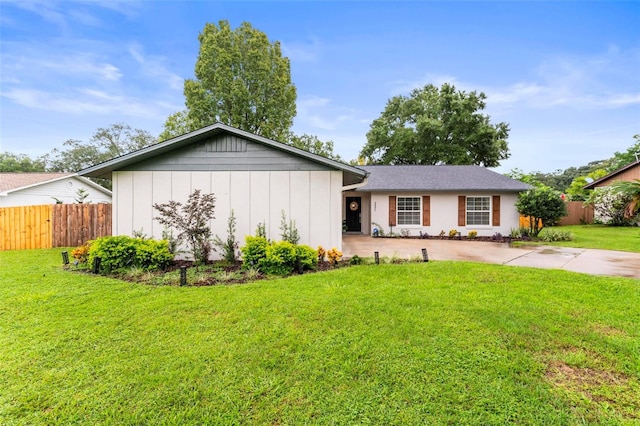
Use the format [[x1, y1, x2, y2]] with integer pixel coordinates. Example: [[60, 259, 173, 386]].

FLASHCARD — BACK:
[[397, 197, 421, 225], [466, 197, 490, 225]]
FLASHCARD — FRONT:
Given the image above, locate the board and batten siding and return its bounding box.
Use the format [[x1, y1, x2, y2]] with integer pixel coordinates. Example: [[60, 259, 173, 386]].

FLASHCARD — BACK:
[[113, 170, 343, 259], [120, 134, 329, 173], [367, 192, 520, 237]]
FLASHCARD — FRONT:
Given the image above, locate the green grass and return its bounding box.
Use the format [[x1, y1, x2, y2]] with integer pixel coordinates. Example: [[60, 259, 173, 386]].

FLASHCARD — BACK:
[[531, 225, 640, 252], [1, 249, 639, 424]]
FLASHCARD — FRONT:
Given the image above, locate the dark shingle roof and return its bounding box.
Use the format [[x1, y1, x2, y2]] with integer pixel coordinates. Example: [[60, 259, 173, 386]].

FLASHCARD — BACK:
[[356, 165, 531, 192]]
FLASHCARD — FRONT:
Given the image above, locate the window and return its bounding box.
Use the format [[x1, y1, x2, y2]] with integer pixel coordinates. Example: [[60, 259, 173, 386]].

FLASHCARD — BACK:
[[397, 196, 421, 225], [466, 196, 490, 226]]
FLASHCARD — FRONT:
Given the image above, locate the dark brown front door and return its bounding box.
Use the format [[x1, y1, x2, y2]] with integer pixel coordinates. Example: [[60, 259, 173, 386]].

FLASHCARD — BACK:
[[345, 197, 362, 232]]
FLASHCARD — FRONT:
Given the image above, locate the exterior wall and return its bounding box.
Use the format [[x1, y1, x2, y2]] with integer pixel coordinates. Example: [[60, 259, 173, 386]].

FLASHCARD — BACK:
[[342, 191, 371, 234], [593, 162, 640, 188], [113, 170, 343, 259], [367, 192, 520, 237], [0, 177, 112, 207]]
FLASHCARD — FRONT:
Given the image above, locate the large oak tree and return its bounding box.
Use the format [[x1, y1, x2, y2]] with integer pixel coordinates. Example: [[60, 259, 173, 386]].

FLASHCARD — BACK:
[[162, 20, 296, 142], [360, 83, 510, 167]]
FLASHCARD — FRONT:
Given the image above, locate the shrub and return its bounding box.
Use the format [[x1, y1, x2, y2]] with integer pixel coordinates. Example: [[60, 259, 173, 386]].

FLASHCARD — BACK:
[[260, 241, 297, 275], [449, 229, 458, 238], [71, 243, 91, 264], [327, 248, 342, 266], [212, 210, 239, 262], [295, 244, 318, 272], [279, 211, 300, 244], [241, 236, 269, 269], [349, 255, 363, 265], [468, 230, 478, 239], [88, 236, 173, 274], [516, 187, 567, 236], [317, 245, 326, 262], [587, 187, 634, 226], [255, 221, 267, 239], [539, 229, 574, 242], [400, 229, 411, 237]]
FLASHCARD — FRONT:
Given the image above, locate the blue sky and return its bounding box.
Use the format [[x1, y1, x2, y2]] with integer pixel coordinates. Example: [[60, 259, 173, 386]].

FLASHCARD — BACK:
[[1, 1, 638, 173]]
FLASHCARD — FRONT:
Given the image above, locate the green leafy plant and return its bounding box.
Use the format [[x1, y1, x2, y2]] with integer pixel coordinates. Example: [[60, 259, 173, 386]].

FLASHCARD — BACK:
[[255, 221, 267, 239], [88, 236, 173, 274], [449, 229, 458, 238], [468, 230, 478, 239], [241, 236, 269, 269], [153, 189, 216, 264], [295, 244, 318, 272], [259, 241, 297, 275], [279, 211, 300, 244], [349, 255, 363, 265], [213, 210, 239, 262], [539, 229, 574, 242], [516, 187, 567, 236]]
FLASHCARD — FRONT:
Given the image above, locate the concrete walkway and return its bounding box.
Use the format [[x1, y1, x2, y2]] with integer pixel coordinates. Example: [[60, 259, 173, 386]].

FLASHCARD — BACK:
[[342, 235, 640, 279]]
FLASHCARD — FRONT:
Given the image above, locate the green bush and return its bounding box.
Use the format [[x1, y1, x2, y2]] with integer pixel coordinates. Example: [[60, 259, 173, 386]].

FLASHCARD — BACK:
[[259, 241, 297, 275], [241, 236, 269, 269], [295, 244, 318, 271], [539, 229, 574, 242], [88, 236, 173, 274]]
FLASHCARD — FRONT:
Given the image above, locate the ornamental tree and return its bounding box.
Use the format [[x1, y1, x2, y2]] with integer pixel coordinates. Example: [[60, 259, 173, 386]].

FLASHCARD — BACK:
[[516, 187, 567, 237], [360, 83, 510, 167], [153, 189, 216, 264]]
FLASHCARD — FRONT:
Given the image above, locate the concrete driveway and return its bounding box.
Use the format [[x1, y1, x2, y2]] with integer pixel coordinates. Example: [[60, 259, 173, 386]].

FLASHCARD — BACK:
[[342, 235, 640, 279]]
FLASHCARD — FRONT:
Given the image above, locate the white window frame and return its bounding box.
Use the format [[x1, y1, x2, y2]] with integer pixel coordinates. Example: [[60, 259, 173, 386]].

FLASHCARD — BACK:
[[466, 196, 491, 226], [397, 196, 421, 226]]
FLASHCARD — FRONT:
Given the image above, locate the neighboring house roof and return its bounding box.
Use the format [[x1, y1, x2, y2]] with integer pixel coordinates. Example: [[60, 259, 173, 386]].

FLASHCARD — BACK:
[[0, 172, 112, 196], [356, 165, 531, 192], [583, 160, 640, 189], [78, 123, 368, 186]]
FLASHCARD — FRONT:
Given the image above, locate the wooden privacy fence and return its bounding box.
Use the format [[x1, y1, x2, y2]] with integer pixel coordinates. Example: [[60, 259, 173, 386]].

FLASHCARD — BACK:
[[0, 204, 112, 251], [519, 201, 594, 228]]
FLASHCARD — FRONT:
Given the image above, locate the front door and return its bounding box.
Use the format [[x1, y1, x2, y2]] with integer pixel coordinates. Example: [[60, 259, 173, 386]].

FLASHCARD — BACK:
[[345, 197, 362, 232]]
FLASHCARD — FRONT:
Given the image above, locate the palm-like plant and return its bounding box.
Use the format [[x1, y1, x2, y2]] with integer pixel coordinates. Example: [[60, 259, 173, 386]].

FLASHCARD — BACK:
[[612, 179, 640, 218]]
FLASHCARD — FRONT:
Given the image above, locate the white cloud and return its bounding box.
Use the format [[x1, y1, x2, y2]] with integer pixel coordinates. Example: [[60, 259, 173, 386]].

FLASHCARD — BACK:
[[281, 37, 322, 63], [128, 44, 184, 91]]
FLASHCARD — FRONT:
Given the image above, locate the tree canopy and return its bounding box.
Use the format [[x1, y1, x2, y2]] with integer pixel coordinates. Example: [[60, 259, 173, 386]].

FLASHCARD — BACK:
[[163, 20, 296, 142], [0, 152, 45, 172], [360, 83, 510, 167], [287, 134, 342, 161], [44, 123, 156, 173]]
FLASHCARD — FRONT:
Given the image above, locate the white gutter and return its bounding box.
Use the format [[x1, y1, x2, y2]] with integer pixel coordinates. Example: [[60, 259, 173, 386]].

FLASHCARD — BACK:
[[342, 175, 369, 192]]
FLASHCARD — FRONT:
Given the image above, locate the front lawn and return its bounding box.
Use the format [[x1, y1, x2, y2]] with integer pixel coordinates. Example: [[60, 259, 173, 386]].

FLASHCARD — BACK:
[[533, 225, 640, 252], [1, 249, 639, 424]]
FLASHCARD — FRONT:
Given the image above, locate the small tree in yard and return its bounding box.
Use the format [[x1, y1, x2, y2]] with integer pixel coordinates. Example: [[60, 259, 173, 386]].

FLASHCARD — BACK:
[[213, 209, 239, 262], [516, 187, 567, 237], [153, 189, 216, 264]]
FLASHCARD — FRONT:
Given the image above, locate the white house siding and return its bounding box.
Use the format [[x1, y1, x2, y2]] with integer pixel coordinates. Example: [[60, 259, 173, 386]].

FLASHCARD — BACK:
[[0, 177, 112, 207], [368, 192, 520, 237], [113, 170, 343, 259]]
